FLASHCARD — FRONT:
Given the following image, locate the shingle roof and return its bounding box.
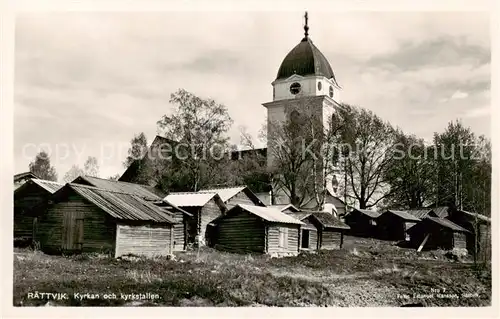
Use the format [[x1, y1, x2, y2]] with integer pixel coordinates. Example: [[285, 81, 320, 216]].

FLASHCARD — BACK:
[[31, 179, 64, 193], [236, 204, 305, 225], [311, 212, 350, 230], [198, 186, 246, 202], [269, 204, 300, 212], [385, 210, 421, 222], [426, 217, 470, 233], [68, 183, 175, 223], [72, 176, 161, 200], [406, 209, 434, 219], [350, 208, 381, 219], [165, 192, 218, 207]]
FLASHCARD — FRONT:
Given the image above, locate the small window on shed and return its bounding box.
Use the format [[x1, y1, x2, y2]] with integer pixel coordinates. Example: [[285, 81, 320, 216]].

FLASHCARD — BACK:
[[370, 219, 377, 226], [405, 233, 410, 241], [278, 227, 288, 248]]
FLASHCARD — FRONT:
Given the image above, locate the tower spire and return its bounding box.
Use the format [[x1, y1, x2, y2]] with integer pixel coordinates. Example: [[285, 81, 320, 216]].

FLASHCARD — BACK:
[[303, 11, 309, 39]]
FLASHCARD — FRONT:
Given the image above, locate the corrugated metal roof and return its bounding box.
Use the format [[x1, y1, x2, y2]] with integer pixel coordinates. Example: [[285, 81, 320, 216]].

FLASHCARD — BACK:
[[311, 212, 350, 230], [426, 217, 470, 232], [31, 179, 64, 193], [385, 210, 421, 222], [198, 186, 246, 202], [68, 183, 175, 223], [164, 192, 217, 207], [72, 176, 161, 200], [350, 208, 381, 219], [269, 204, 300, 212], [238, 204, 305, 225]]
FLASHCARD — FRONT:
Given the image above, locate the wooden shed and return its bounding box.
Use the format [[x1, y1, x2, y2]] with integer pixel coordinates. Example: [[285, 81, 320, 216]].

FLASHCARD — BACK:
[[377, 210, 421, 241], [164, 192, 226, 247], [14, 179, 64, 242], [209, 204, 305, 256], [286, 212, 319, 251], [344, 208, 381, 237], [287, 211, 350, 250], [447, 210, 491, 258], [406, 217, 470, 251], [310, 212, 350, 250], [34, 183, 189, 257], [198, 186, 265, 210]]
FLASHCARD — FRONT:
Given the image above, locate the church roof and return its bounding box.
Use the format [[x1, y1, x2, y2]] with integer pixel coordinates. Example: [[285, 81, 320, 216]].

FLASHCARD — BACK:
[[276, 37, 339, 86]]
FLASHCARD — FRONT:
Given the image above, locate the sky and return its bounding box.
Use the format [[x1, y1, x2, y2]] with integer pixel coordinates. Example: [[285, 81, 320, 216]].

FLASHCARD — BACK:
[[14, 11, 491, 180]]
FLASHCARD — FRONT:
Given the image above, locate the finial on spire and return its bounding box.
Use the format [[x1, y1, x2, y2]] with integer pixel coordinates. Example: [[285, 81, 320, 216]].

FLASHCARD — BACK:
[[303, 11, 309, 39]]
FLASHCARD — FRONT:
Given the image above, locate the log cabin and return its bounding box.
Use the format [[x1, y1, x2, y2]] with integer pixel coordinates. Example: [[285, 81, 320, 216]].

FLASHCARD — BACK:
[[286, 211, 350, 250], [377, 210, 421, 241], [34, 183, 190, 257], [310, 212, 350, 249], [406, 217, 470, 251], [197, 186, 265, 210], [208, 204, 305, 257], [447, 209, 491, 258], [164, 192, 226, 247], [344, 208, 381, 237], [14, 179, 64, 243]]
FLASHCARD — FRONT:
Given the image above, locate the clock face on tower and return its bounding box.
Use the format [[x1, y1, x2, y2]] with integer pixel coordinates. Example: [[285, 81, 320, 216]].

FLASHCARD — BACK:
[[290, 82, 301, 95]]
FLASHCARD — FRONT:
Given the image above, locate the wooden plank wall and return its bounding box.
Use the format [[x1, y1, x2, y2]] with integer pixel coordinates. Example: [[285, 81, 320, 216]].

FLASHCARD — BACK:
[[300, 218, 318, 250], [172, 211, 186, 251], [199, 198, 224, 245], [214, 210, 265, 253], [320, 229, 342, 250], [37, 193, 116, 254], [14, 185, 49, 238], [115, 223, 172, 257], [453, 232, 467, 250], [115, 223, 172, 258], [267, 224, 299, 255]]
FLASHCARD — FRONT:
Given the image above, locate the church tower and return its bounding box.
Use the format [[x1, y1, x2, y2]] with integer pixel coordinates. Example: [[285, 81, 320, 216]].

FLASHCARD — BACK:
[[263, 12, 342, 209]]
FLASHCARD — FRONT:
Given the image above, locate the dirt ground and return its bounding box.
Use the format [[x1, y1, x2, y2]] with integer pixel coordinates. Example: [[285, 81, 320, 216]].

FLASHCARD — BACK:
[[13, 236, 491, 307]]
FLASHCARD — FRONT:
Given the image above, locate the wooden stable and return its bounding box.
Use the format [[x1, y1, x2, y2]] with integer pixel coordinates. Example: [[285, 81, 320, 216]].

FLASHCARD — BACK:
[[165, 192, 226, 246], [209, 204, 304, 256], [35, 183, 189, 257], [14, 179, 63, 241], [286, 211, 350, 250], [344, 208, 381, 237], [447, 210, 491, 258], [377, 210, 421, 241], [406, 217, 470, 251]]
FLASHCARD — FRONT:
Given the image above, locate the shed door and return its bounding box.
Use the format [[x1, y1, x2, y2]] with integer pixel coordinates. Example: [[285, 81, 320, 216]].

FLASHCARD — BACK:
[[62, 211, 84, 251]]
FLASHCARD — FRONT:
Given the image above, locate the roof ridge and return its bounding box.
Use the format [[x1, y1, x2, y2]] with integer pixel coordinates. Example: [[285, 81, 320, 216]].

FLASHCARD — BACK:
[[68, 183, 159, 200], [32, 179, 64, 185]]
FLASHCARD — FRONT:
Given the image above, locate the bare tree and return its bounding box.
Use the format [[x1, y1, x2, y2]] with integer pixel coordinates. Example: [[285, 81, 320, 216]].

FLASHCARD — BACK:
[[337, 106, 397, 209], [84, 156, 100, 177]]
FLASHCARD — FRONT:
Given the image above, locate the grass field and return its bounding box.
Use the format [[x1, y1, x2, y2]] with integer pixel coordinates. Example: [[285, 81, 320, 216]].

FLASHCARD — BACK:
[[13, 236, 491, 307]]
